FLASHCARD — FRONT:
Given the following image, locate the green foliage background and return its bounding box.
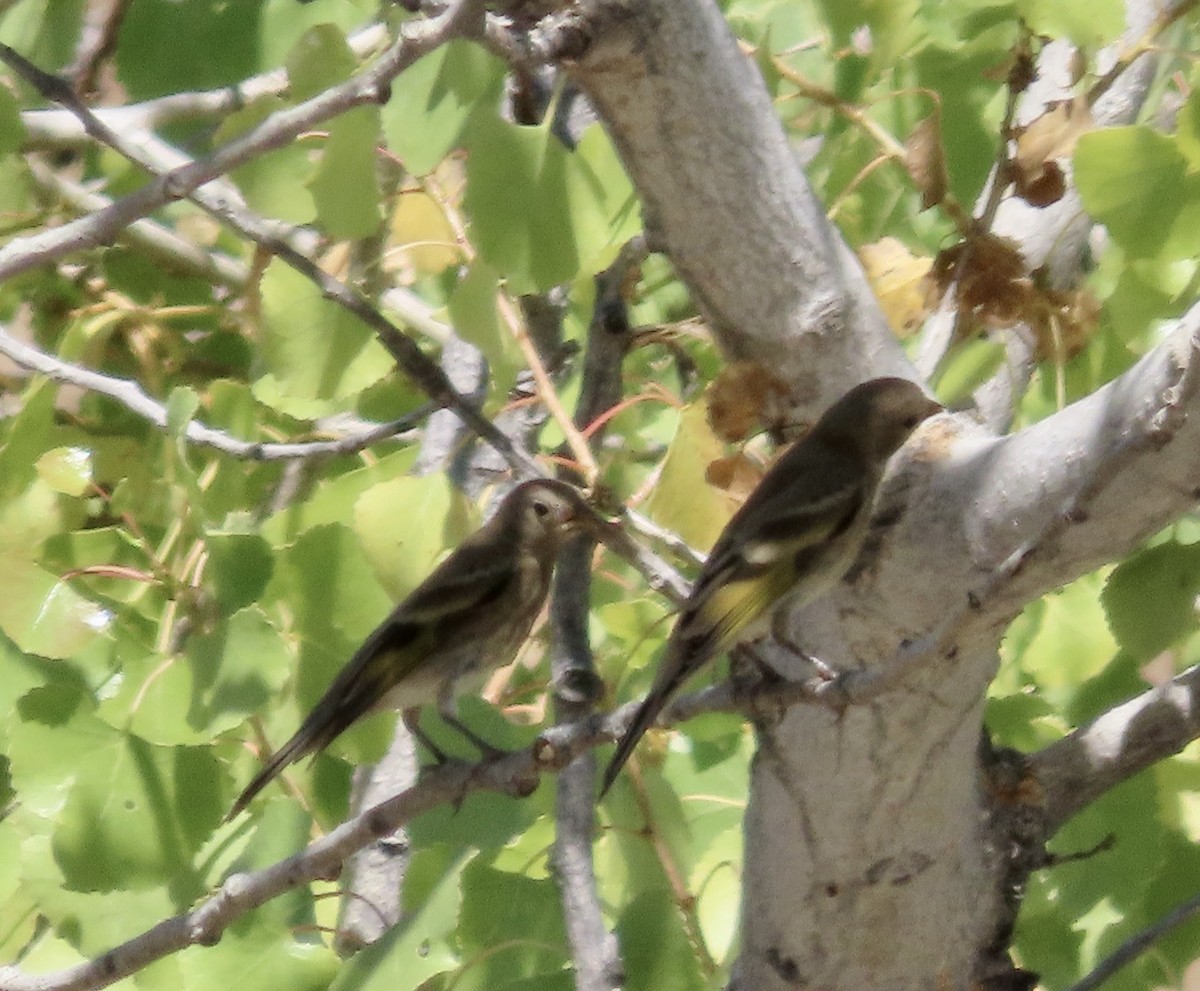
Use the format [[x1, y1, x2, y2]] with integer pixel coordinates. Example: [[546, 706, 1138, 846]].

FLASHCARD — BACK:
[[0, 0, 1198, 989]]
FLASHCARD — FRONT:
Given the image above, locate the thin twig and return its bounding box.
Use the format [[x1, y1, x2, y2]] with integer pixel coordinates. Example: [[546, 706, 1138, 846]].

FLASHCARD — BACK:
[[0, 1, 480, 280], [0, 14, 547, 479], [0, 325, 429, 460], [1086, 0, 1200, 107], [1063, 889, 1200, 991], [626, 768, 718, 977], [25, 157, 248, 289], [420, 170, 600, 482], [20, 25, 390, 149], [3, 653, 1200, 991], [623, 507, 706, 569]]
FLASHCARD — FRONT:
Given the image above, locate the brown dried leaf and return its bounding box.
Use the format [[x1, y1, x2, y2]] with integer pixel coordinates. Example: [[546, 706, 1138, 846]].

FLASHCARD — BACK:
[[905, 114, 948, 210], [706, 361, 791, 442], [705, 452, 764, 504], [931, 233, 1032, 334], [1012, 96, 1093, 207], [859, 237, 933, 338], [1014, 159, 1067, 208]]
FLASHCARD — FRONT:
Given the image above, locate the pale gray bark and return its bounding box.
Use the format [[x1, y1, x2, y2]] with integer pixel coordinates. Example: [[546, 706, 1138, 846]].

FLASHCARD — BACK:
[[560, 1, 1199, 988]]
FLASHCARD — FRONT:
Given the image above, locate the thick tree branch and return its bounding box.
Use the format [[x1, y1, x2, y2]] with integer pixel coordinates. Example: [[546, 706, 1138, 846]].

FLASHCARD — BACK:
[[562, 0, 913, 407], [1032, 664, 1200, 832]]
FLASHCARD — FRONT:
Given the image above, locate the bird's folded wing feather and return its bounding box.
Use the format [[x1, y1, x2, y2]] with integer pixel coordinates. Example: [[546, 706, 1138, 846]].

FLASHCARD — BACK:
[[394, 537, 521, 625], [682, 466, 867, 659]]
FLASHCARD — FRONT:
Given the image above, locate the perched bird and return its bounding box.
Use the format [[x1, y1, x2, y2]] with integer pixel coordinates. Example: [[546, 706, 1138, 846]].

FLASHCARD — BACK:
[[229, 478, 590, 819], [600, 377, 942, 795]]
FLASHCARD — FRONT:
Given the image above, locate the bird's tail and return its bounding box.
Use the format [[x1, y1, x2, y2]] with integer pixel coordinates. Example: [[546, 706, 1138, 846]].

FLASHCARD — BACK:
[[599, 677, 677, 797], [225, 727, 316, 821], [226, 697, 357, 820]]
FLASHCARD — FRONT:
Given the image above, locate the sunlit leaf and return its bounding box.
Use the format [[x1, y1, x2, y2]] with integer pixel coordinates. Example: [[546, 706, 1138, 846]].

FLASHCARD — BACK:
[[35, 447, 92, 497]]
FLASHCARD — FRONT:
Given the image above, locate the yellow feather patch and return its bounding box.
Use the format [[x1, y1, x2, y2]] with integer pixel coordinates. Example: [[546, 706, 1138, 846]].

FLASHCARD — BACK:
[[701, 560, 798, 654]]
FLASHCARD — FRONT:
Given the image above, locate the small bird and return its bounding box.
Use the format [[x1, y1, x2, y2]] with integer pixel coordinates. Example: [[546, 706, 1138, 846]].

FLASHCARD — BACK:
[[600, 377, 942, 795], [229, 478, 590, 819]]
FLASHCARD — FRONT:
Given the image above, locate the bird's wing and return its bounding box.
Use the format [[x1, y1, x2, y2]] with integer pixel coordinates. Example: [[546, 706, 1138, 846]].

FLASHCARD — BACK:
[[685, 453, 868, 660], [394, 531, 523, 626], [311, 542, 521, 724], [227, 538, 522, 819], [599, 454, 869, 798]]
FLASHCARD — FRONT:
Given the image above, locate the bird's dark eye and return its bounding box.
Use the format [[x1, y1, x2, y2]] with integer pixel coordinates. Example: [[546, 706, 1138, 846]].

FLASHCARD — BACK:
[[532, 500, 551, 518]]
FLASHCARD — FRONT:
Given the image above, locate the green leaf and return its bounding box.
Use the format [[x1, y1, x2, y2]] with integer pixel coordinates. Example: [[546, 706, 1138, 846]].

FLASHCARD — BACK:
[[617, 888, 708, 991], [1004, 571, 1118, 698], [408, 781, 541, 851], [382, 41, 500, 176], [331, 849, 463, 991], [643, 403, 736, 552], [0, 558, 112, 659], [462, 113, 637, 293], [180, 930, 338, 991], [205, 532, 274, 614], [255, 259, 392, 414], [464, 113, 576, 291], [9, 700, 221, 890], [261, 448, 419, 543], [1074, 128, 1190, 259], [0, 479, 63, 556], [352, 472, 475, 601], [220, 97, 317, 224], [691, 825, 742, 964], [1017, 0, 1124, 49], [1101, 542, 1200, 660], [285, 23, 356, 101], [34, 447, 93, 497], [15, 831, 178, 956], [0, 635, 45, 751], [117, 0, 262, 99], [0, 0, 86, 71], [448, 261, 522, 400], [1176, 88, 1200, 172], [99, 607, 293, 746], [0, 83, 26, 156], [0, 827, 38, 962], [165, 387, 200, 438], [932, 337, 1006, 405], [0, 380, 58, 501], [309, 106, 383, 239], [458, 861, 568, 980]]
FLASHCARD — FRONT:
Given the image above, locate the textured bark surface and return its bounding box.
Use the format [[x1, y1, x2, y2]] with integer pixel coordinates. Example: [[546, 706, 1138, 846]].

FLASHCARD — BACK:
[[562, 1, 1198, 987]]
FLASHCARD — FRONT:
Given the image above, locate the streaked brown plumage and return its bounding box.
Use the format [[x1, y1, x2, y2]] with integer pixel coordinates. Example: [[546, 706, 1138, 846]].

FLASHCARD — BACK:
[[229, 478, 589, 818], [600, 377, 942, 795]]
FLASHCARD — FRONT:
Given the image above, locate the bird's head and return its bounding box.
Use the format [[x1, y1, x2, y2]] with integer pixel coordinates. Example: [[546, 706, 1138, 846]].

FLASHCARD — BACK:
[[821, 377, 943, 462], [508, 478, 591, 546]]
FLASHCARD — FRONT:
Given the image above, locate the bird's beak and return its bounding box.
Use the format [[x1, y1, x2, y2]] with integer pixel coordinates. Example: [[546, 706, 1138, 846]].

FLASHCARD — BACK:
[[568, 505, 607, 536]]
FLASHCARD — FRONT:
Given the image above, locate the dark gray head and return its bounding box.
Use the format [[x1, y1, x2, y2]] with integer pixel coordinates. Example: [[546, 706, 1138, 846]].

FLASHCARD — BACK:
[[816, 377, 943, 463], [502, 479, 590, 548]]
